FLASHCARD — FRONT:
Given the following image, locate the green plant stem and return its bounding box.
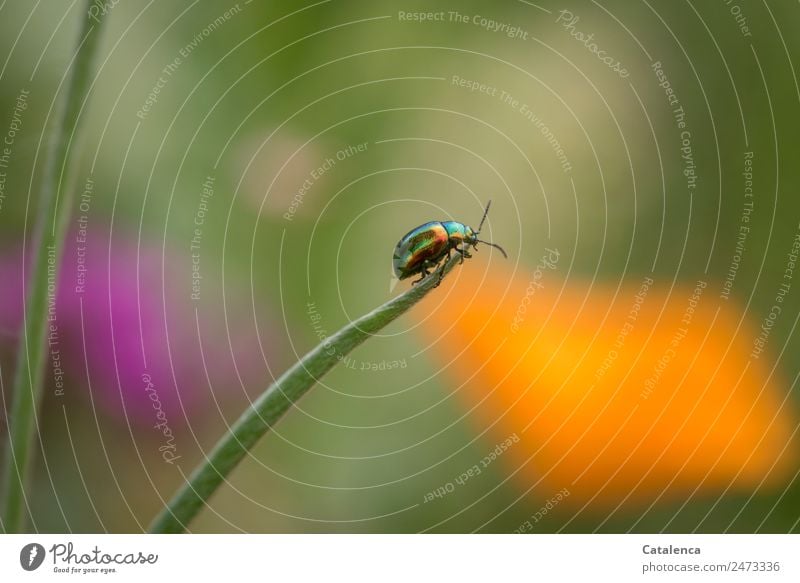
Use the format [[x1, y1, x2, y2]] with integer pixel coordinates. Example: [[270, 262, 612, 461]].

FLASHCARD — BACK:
[[1, 2, 107, 533], [149, 254, 463, 533]]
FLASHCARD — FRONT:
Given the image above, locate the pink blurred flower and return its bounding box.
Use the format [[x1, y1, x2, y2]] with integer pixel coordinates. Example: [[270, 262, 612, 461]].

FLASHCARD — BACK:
[[0, 231, 269, 426]]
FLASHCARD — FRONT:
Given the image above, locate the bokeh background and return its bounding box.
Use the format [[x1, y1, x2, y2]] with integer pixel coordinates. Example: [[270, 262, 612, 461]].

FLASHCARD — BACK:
[[1, 0, 799, 532]]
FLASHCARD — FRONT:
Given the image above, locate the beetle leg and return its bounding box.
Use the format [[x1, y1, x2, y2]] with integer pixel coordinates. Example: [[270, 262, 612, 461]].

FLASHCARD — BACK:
[[456, 245, 472, 263], [434, 250, 452, 287], [411, 268, 428, 285], [412, 272, 428, 286], [412, 259, 438, 286]]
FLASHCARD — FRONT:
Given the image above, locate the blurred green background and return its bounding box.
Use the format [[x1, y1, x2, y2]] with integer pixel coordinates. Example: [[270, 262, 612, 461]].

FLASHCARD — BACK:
[[0, 0, 798, 532]]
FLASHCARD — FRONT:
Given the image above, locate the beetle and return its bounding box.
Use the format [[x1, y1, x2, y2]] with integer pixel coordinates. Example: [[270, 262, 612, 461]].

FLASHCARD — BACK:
[[392, 200, 508, 286]]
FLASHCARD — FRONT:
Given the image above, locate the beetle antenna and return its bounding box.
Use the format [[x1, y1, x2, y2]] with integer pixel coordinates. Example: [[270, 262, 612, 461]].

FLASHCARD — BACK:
[[476, 200, 492, 234], [476, 239, 508, 258], [475, 201, 506, 258]]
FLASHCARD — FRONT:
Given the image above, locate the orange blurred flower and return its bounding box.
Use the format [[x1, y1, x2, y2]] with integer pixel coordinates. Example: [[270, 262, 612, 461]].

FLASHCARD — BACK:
[[414, 255, 798, 511]]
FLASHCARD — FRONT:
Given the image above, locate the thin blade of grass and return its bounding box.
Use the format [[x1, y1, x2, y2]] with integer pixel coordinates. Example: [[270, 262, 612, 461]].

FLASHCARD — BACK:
[[0, 2, 107, 533], [148, 254, 462, 533]]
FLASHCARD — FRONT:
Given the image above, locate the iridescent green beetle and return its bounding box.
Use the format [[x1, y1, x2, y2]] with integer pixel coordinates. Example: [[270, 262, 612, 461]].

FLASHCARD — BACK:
[[392, 201, 508, 286]]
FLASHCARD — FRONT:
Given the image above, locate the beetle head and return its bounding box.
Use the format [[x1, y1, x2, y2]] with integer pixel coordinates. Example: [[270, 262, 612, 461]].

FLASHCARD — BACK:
[[472, 200, 508, 258]]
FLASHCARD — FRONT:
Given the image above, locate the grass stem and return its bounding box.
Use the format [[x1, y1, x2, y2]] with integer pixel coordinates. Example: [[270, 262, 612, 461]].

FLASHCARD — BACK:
[[149, 255, 462, 533], [0, 1, 107, 533]]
